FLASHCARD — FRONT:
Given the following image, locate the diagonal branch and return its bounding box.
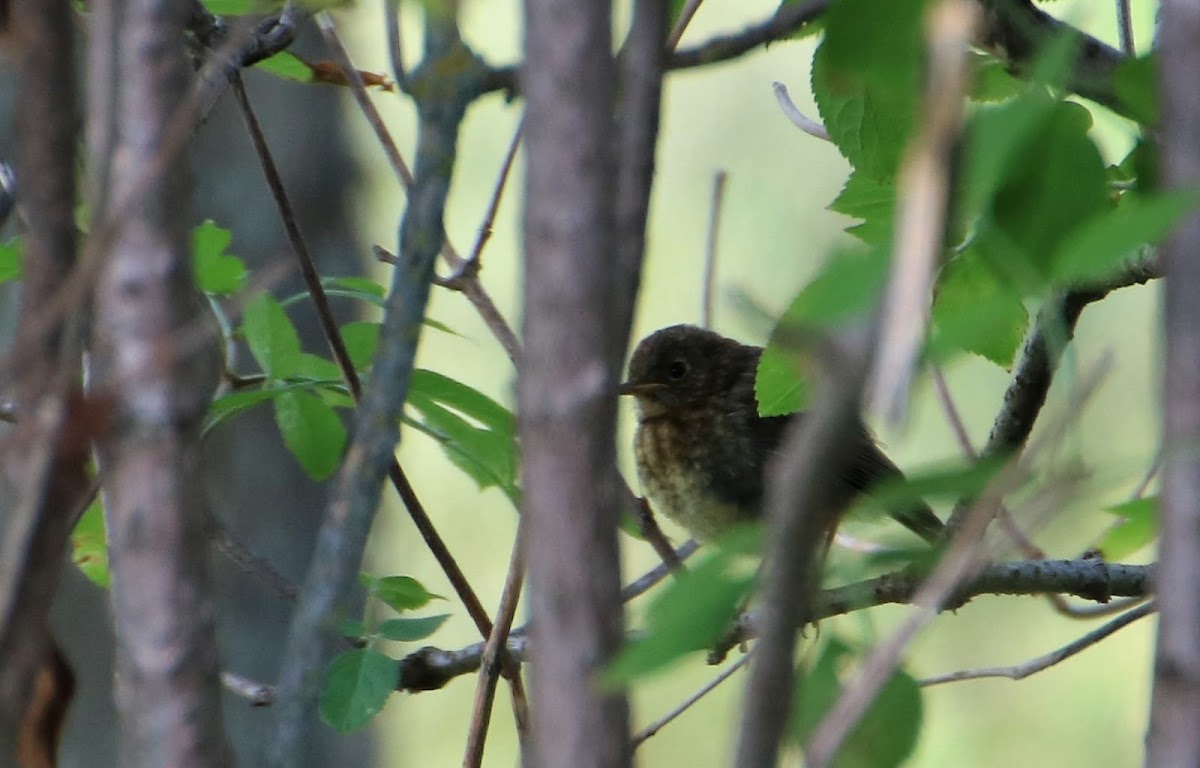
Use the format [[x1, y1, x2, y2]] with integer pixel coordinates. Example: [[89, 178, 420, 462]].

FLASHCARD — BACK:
[[266, 9, 494, 763]]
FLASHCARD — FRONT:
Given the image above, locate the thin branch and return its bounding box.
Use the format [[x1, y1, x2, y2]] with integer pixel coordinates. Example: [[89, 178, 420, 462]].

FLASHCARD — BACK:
[[804, 354, 1115, 767], [232, 75, 507, 653], [206, 508, 298, 603], [701, 170, 727, 329], [267, 9, 489, 761], [946, 259, 1161, 533], [438, 117, 524, 288], [668, 0, 829, 70], [391, 557, 1154, 694], [384, 0, 408, 91], [315, 14, 413, 189], [869, 0, 976, 425], [632, 653, 752, 748], [462, 524, 529, 768], [665, 0, 705, 50], [772, 82, 831, 142], [931, 365, 975, 457], [1114, 0, 1135, 57], [736, 335, 871, 766], [221, 671, 275, 707], [920, 600, 1156, 686], [621, 540, 700, 603], [974, 0, 1132, 121]]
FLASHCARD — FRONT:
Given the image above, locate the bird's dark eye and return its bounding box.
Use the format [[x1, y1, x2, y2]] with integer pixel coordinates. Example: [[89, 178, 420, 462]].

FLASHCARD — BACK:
[[667, 359, 688, 380]]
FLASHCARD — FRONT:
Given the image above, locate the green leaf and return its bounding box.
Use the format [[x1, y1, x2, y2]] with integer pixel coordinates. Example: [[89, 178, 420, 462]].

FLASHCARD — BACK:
[[980, 101, 1111, 291], [410, 369, 514, 435], [755, 247, 889, 416], [341, 321, 381, 370], [969, 53, 1024, 103], [191, 220, 247, 295], [71, 497, 110, 589], [338, 619, 368, 639], [755, 344, 814, 417], [830, 171, 895, 245], [204, 379, 349, 435], [0, 238, 22, 284], [406, 370, 519, 501], [604, 544, 755, 683], [255, 51, 315, 83], [292, 353, 343, 382], [203, 0, 278, 13], [364, 574, 445, 613], [960, 91, 1059, 221], [930, 249, 1028, 368], [377, 614, 451, 642], [319, 649, 399, 733], [406, 395, 519, 502], [791, 637, 922, 767], [811, 0, 924, 181], [1114, 54, 1158, 126], [1097, 496, 1158, 560], [273, 390, 346, 480], [205, 388, 280, 434], [242, 294, 304, 379], [1051, 191, 1197, 284]]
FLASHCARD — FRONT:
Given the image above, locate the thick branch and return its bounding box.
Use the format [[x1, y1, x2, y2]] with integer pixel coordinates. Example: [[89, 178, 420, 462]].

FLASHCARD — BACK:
[[521, 0, 631, 763], [0, 1, 86, 760], [1146, 0, 1200, 761], [87, 0, 231, 765]]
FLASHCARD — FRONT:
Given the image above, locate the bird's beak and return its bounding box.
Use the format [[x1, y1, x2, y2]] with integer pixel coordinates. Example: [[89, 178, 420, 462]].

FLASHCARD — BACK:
[[618, 381, 661, 397]]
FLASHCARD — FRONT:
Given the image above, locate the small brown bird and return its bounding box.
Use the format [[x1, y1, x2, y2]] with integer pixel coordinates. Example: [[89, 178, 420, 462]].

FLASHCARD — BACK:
[[619, 324, 943, 544]]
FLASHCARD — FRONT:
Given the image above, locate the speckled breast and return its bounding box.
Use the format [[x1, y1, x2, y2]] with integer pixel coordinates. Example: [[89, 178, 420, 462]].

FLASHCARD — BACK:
[[633, 416, 748, 542]]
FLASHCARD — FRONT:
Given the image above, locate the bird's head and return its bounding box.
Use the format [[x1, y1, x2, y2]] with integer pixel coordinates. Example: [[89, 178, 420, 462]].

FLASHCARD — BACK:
[[619, 324, 757, 420]]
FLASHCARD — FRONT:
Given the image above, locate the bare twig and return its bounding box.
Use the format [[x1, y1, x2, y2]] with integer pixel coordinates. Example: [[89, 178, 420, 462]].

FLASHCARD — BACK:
[[232, 75, 507, 653], [633, 653, 752, 747], [267, 9, 501, 761], [772, 82, 831, 142], [462, 522, 529, 768], [384, 0, 408, 90], [1114, 0, 1135, 57], [920, 600, 1156, 686], [439, 118, 524, 288], [621, 540, 700, 603], [394, 556, 1153, 694], [221, 671, 275, 707], [735, 334, 871, 766], [931, 365, 976, 457], [869, 0, 977, 425], [701, 170, 727, 329], [665, 0, 705, 50]]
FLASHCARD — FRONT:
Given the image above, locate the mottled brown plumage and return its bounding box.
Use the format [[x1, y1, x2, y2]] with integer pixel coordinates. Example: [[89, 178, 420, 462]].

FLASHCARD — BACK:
[[620, 324, 943, 544]]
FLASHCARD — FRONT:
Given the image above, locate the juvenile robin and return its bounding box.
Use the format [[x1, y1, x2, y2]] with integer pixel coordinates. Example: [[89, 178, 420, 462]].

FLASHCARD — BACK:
[[619, 324, 944, 544]]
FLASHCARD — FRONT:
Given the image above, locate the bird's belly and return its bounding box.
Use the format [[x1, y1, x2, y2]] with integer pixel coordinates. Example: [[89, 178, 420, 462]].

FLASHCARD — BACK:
[[635, 423, 748, 542]]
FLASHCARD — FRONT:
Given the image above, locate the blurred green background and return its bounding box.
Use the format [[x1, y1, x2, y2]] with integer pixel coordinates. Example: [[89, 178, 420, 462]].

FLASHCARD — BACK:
[[334, 1, 1160, 764]]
